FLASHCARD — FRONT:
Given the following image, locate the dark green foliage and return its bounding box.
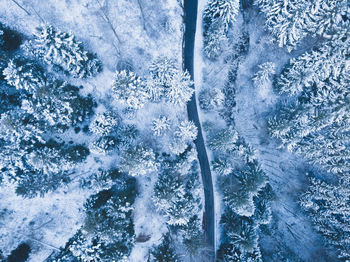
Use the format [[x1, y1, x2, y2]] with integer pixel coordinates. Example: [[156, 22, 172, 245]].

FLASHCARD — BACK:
[[15, 170, 70, 198], [25, 24, 102, 78], [0, 23, 22, 52], [48, 176, 136, 261], [151, 233, 179, 262], [7, 243, 31, 262]]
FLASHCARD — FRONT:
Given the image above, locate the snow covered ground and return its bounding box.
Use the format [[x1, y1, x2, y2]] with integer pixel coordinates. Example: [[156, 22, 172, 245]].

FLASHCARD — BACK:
[[0, 0, 189, 261]]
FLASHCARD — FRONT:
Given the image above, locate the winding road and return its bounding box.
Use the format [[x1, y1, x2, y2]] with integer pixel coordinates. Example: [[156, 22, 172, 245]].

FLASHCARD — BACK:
[[183, 0, 215, 260]]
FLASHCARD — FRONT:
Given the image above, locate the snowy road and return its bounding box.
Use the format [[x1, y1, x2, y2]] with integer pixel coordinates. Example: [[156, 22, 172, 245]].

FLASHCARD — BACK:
[[183, 0, 215, 260]]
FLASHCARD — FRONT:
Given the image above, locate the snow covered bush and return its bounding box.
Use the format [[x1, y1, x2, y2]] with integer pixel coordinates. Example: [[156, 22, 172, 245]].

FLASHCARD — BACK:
[[119, 145, 158, 176], [199, 87, 224, 111], [151, 115, 170, 136], [111, 70, 149, 109], [252, 62, 275, 88], [24, 24, 102, 78], [203, 19, 227, 59]]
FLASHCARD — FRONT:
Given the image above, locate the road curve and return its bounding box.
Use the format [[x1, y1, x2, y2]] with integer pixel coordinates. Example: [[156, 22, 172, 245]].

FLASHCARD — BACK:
[[183, 0, 215, 260]]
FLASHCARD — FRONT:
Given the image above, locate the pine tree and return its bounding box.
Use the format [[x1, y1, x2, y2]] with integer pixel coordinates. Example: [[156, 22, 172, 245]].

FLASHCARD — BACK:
[[152, 115, 170, 136], [256, 0, 349, 50], [203, 19, 227, 59], [25, 24, 101, 78], [119, 144, 157, 176], [111, 70, 149, 109], [151, 233, 179, 262], [212, 157, 233, 176], [300, 176, 350, 260], [164, 70, 194, 106], [149, 57, 177, 85], [252, 62, 275, 88], [22, 80, 95, 130], [174, 120, 198, 142], [48, 181, 137, 261], [89, 112, 119, 136], [204, 0, 240, 32], [208, 128, 239, 152], [3, 58, 46, 93], [199, 87, 225, 111]]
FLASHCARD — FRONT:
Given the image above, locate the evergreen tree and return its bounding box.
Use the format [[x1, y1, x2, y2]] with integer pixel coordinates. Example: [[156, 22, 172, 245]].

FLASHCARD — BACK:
[[25, 24, 102, 78], [149, 56, 177, 85], [199, 87, 224, 111], [151, 233, 179, 262], [89, 112, 119, 136], [300, 176, 350, 260], [47, 181, 137, 261], [256, 0, 349, 50], [269, 36, 350, 174], [204, 0, 240, 32], [119, 144, 157, 176], [252, 62, 275, 88], [111, 70, 149, 109], [151, 115, 170, 136], [164, 70, 194, 106], [208, 128, 239, 152], [3, 58, 46, 93]]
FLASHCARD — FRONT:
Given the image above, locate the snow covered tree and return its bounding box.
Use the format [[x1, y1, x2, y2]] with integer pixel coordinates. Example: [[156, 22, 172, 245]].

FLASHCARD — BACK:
[[89, 112, 119, 136], [153, 158, 201, 226], [22, 80, 95, 130], [164, 70, 194, 106], [169, 120, 197, 155], [203, 0, 239, 58], [48, 180, 136, 262], [149, 56, 177, 85], [25, 24, 102, 78], [119, 144, 157, 176], [145, 77, 165, 102], [203, 19, 227, 59], [204, 0, 240, 32], [212, 157, 233, 176], [175, 120, 198, 142], [111, 70, 149, 109], [252, 62, 275, 88], [208, 128, 239, 152], [269, 37, 350, 174], [256, 0, 349, 50], [0, 23, 22, 52], [3, 58, 46, 93], [180, 215, 203, 256], [151, 115, 170, 136], [89, 136, 118, 155], [199, 87, 225, 111], [300, 176, 350, 260], [151, 233, 179, 262]]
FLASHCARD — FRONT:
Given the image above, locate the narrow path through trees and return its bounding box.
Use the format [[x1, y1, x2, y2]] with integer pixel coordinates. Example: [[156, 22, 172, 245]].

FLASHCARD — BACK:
[[183, 0, 215, 260]]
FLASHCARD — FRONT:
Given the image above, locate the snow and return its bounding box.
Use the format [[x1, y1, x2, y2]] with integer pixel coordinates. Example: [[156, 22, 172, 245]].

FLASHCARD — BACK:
[[0, 0, 187, 260]]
